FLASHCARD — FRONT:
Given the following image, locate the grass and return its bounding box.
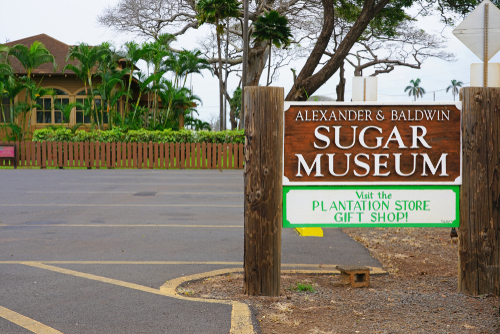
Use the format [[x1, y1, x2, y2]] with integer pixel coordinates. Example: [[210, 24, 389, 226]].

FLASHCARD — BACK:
[[291, 282, 315, 293]]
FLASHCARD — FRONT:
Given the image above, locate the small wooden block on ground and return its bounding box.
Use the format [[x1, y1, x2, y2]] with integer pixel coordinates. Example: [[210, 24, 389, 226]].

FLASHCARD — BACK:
[[336, 265, 370, 288]]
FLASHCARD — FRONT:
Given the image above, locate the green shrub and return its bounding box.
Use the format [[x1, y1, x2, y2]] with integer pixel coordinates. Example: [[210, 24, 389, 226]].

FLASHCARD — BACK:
[[32, 128, 245, 144], [291, 282, 315, 293]]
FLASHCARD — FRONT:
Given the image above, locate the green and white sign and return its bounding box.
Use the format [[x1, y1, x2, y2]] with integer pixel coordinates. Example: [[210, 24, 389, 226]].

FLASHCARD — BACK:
[[283, 186, 459, 228]]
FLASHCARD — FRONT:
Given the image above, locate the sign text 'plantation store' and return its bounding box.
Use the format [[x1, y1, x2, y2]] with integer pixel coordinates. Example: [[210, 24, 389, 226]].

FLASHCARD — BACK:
[[282, 103, 461, 228]]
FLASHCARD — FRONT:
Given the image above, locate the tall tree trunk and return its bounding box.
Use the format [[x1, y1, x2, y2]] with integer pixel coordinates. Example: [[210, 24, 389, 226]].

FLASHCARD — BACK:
[[88, 75, 100, 129], [10, 98, 14, 124], [285, 0, 390, 101], [1, 103, 5, 124], [125, 66, 133, 116], [217, 19, 224, 131], [22, 72, 31, 142], [267, 42, 272, 86], [229, 106, 237, 129], [336, 61, 345, 101], [247, 42, 270, 86], [240, 0, 248, 130], [223, 89, 238, 130], [224, 19, 230, 131]]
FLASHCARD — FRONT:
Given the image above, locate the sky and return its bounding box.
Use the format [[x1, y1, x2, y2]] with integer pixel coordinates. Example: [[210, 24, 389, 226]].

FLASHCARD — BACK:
[[1, 0, 497, 125]]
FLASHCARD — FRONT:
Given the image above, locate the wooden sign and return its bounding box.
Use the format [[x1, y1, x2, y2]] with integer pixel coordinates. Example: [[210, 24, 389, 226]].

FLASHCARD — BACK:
[[0, 143, 17, 169], [283, 102, 461, 185], [283, 185, 459, 228], [0, 146, 15, 158]]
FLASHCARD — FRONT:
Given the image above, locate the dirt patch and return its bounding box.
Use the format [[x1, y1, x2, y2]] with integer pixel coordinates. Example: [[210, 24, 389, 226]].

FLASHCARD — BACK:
[[181, 228, 500, 333]]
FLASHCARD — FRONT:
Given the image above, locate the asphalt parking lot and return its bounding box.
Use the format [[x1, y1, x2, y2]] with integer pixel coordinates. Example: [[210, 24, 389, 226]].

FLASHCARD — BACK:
[[0, 169, 381, 333]]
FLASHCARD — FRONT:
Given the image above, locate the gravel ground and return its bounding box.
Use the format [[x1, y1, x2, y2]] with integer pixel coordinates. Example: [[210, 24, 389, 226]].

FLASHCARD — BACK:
[[181, 228, 500, 333]]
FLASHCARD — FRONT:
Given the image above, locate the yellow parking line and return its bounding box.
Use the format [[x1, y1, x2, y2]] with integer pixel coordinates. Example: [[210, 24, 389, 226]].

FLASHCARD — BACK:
[[0, 305, 63, 334], [0, 261, 386, 274], [21, 262, 254, 334]]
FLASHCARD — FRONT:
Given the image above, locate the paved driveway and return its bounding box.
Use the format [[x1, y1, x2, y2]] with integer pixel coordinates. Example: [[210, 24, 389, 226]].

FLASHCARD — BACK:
[[0, 169, 381, 333]]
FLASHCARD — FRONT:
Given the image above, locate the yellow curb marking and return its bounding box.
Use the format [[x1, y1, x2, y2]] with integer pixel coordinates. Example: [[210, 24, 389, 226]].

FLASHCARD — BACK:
[[295, 227, 324, 237], [0, 203, 243, 208], [0, 305, 63, 334], [159, 267, 387, 333], [20, 262, 254, 334], [1, 224, 242, 228], [160, 268, 253, 334]]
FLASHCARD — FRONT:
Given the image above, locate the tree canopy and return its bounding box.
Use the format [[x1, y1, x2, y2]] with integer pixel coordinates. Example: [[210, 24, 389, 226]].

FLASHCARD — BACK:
[[97, 0, 489, 103]]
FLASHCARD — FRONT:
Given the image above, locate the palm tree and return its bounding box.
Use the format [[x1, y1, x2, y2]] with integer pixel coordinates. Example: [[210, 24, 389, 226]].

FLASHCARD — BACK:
[[404, 78, 425, 101], [0, 45, 10, 66], [63, 43, 111, 129], [0, 62, 12, 123], [53, 101, 84, 129], [252, 10, 292, 86], [162, 49, 212, 88], [132, 72, 163, 125], [7, 41, 57, 137], [143, 34, 173, 120], [95, 68, 128, 129], [2, 75, 23, 123], [180, 50, 212, 87], [21, 79, 55, 140], [158, 79, 201, 129], [121, 41, 149, 115], [7, 41, 57, 78], [446, 79, 463, 101], [197, 0, 241, 130]]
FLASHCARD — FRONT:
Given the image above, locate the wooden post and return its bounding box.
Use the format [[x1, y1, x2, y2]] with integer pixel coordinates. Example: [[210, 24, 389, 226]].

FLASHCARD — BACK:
[[459, 87, 500, 295], [484, 3, 489, 88], [243, 86, 284, 296]]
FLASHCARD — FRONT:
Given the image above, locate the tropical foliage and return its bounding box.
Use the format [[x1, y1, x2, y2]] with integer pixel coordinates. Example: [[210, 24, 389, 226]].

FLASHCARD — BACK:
[[404, 78, 426, 101], [32, 127, 244, 144], [446, 79, 463, 101], [0, 41, 57, 140], [197, 0, 241, 130], [252, 10, 292, 86], [0, 38, 213, 141]]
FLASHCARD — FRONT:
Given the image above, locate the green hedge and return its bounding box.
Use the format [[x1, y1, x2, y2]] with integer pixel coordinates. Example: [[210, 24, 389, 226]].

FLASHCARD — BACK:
[[32, 128, 245, 144]]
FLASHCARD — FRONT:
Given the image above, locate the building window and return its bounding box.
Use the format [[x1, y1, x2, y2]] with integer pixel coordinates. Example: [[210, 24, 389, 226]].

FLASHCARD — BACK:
[[36, 89, 69, 124], [95, 98, 108, 124], [54, 97, 70, 124], [1, 96, 12, 123], [36, 97, 52, 123], [75, 98, 91, 124], [75, 90, 106, 124]]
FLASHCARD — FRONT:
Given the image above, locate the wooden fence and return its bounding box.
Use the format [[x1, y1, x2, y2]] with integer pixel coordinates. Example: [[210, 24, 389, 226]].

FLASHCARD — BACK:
[[0, 141, 245, 169]]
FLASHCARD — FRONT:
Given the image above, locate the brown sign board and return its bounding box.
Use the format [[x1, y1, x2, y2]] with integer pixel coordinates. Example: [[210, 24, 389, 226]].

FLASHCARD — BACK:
[[283, 102, 461, 185]]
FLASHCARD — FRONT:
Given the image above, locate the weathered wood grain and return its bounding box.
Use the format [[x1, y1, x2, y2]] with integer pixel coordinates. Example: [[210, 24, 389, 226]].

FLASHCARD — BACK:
[[283, 104, 461, 183], [459, 87, 500, 295], [244, 87, 284, 296]]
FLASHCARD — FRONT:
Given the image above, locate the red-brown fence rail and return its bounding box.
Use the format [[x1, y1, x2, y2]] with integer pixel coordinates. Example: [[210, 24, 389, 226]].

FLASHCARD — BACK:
[[0, 141, 245, 169]]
